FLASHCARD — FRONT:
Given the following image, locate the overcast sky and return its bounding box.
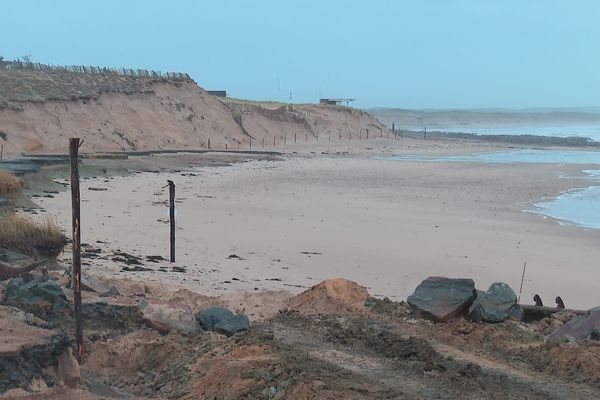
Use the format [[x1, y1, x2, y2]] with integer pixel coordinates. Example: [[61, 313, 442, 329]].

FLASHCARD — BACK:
[[2, 1, 599, 109]]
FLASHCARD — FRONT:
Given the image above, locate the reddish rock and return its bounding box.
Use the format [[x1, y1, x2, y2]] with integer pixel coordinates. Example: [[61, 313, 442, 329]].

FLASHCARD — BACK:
[[547, 307, 600, 343], [407, 277, 476, 322]]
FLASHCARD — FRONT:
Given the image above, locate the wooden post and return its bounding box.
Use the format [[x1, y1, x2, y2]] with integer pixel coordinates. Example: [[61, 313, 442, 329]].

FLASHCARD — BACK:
[[0, 144, 3, 161], [284, 135, 287, 145], [69, 138, 84, 363], [339, 131, 342, 140], [168, 180, 175, 262], [424, 126, 427, 140], [237, 141, 240, 150], [294, 133, 297, 143], [273, 135, 276, 147], [316, 132, 319, 141], [305, 132, 307, 142], [392, 122, 395, 134], [367, 129, 369, 140], [249, 138, 252, 150], [262, 138, 264, 148], [208, 138, 211, 150]]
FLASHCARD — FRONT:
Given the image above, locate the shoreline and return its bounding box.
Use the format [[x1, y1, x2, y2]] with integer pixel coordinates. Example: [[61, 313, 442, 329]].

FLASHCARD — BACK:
[[21, 137, 600, 310]]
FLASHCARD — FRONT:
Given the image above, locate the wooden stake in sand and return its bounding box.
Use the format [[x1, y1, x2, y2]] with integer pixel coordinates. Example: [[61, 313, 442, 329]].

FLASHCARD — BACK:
[[69, 137, 84, 363], [423, 126, 427, 140], [168, 180, 176, 262], [249, 138, 252, 150], [208, 138, 211, 150], [273, 135, 276, 147], [262, 138, 264, 148], [294, 133, 297, 143], [367, 129, 369, 140], [518, 261, 527, 303], [0, 143, 3, 160]]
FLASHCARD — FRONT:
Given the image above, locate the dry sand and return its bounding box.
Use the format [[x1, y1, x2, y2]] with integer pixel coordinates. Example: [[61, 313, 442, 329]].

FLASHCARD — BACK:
[[32, 137, 600, 310]]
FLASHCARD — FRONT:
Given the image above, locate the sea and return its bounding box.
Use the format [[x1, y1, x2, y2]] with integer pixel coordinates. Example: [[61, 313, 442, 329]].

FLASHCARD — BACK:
[[384, 123, 600, 230]]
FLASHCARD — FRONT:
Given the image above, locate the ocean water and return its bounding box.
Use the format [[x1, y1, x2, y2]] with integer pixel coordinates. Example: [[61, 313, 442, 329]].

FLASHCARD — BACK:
[[381, 150, 600, 230], [385, 149, 600, 164], [529, 170, 600, 230], [435, 125, 600, 141]]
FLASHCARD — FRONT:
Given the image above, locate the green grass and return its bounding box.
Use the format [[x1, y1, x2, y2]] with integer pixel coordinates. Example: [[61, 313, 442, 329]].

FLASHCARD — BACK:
[[0, 68, 188, 107]]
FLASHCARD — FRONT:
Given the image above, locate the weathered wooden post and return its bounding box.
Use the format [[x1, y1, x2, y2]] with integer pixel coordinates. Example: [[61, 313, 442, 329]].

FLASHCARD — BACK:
[[294, 133, 297, 143], [262, 138, 265, 148], [168, 180, 175, 262], [284, 135, 287, 145], [208, 138, 211, 150], [0, 144, 3, 160], [316, 132, 319, 141], [339, 131, 342, 140], [249, 138, 252, 150], [237, 141, 240, 150], [367, 129, 369, 140], [69, 138, 84, 363], [392, 122, 395, 134], [273, 135, 276, 147], [305, 132, 308, 142], [424, 126, 427, 140]]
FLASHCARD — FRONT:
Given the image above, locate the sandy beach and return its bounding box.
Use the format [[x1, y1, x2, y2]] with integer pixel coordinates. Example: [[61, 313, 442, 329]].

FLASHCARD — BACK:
[[31, 137, 600, 310]]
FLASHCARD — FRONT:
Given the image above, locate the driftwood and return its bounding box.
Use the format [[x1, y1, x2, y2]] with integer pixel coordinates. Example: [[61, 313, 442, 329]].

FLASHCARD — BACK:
[[521, 304, 588, 322], [0, 259, 45, 280]]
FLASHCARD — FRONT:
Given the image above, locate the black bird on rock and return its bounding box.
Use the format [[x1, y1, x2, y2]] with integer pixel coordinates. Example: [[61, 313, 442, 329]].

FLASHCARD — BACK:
[[555, 296, 565, 309], [533, 294, 543, 307]]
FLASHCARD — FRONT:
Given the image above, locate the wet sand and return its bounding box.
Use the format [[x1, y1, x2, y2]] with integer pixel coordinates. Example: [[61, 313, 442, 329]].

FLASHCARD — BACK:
[[34, 137, 600, 309]]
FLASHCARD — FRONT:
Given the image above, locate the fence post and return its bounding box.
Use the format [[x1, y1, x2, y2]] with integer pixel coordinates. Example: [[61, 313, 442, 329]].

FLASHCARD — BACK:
[[294, 133, 297, 143], [273, 135, 276, 147], [69, 138, 84, 363], [208, 138, 211, 150], [249, 138, 252, 150], [168, 180, 175, 262], [262, 138, 264, 148], [305, 132, 308, 142]]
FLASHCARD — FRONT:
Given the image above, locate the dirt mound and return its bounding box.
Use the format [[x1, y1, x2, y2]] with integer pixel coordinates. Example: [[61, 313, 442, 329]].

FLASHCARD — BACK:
[[518, 343, 600, 386], [287, 278, 369, 315]]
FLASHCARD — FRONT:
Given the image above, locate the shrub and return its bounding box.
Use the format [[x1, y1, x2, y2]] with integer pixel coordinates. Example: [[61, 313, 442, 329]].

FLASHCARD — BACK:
[[0, 170, 24, 195], [0, 214, 66, 258]]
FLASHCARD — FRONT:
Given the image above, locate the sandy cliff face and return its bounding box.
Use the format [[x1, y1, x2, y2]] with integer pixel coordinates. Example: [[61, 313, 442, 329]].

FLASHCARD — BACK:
[[0, 81, 385, 157]]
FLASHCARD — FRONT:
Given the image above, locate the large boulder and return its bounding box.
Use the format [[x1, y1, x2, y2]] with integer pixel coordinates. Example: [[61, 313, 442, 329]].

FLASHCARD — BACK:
[[547, 307, 600, 343], [214, 314, 250, 337], [468, 282, 518, 323], [195, 307, 235, 331], [407, 277, 476, 321]]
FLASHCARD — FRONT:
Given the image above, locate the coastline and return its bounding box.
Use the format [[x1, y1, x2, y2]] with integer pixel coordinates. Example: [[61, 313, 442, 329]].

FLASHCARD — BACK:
[[24, 136, 600, 310]]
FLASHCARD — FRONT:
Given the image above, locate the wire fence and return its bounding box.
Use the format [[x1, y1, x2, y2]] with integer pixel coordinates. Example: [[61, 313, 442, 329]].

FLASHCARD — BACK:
[[0, 60, 191, 81]]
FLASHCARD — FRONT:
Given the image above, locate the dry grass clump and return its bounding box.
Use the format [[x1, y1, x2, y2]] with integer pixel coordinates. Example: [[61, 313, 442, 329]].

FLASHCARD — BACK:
[[0, 170, 24, 195], [0, 214, 65, 258]]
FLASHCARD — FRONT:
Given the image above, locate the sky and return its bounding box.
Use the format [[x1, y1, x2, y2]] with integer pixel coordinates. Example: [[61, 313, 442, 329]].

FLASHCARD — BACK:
[[2, 1, 600, 109]]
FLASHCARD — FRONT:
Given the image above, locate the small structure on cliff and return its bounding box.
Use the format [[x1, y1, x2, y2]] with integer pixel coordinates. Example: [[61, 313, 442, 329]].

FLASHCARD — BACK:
[[319, 98, 355, 106]]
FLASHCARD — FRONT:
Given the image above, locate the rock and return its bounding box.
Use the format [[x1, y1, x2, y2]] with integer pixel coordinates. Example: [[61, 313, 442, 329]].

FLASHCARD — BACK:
[[547, 307, 600, 343], [591, 328, 600, 341], [5, 276, 68, 319], [141, 300, 199, 334], [509, 304, 524, 321], [214, 314, 250, 337], [468, 282, 518, 323], [287, 278, 370, 315], [195, 307, 235, 331], [81, 272, 116, 296], [82, 302, 142, 331], [407, 277, 476, 322]]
